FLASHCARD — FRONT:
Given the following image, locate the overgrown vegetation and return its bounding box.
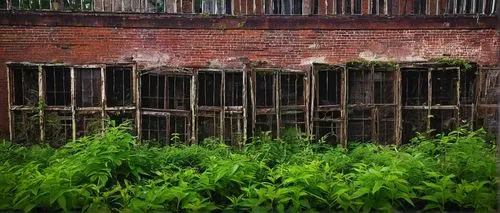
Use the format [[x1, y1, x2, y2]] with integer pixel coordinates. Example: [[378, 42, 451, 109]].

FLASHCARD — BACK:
[[0, 123, 497, 212], [431, 57, 475, 72]]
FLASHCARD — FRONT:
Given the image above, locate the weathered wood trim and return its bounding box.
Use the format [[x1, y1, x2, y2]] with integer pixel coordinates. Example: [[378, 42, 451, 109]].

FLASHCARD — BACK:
[[0, 11, 496, 30], [191, 70, 197, 144], [70, 67, 76, 142], [38, 65, 45, 142], [6, 66, 13, 141]]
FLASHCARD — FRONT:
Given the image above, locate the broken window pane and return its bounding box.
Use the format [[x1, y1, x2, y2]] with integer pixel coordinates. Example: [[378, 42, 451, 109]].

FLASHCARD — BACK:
[[10, 65, 39, 106], [255, 72, 275, 108], [347, 108, 372, 142], [44, 111, 73, 147], [280, 112, 305, 133], [141, 114, 167, 144], [44, 66, 71, 106], [402, 69, 428, 106], [108, 111, 136, 127], [167, 75, 191, 110], [348, 69, 372, 104], [225, 72, 243, 106], [431, 69, 458, 105], [224, 113, 244, 146], [266, 0, 303, 14], [198, 111, 222, 140], [12, 111, 40, 144], [430, 109, 458, 134], [198, 71, 222, 106], [141, 74, 166, 109], [402, 109, 428, 143], [141, 73, 191, 110], [317, 70, 341, 106], [313, 111, 342, 144], [374, 71, 394, 104], [255, 113, 277, 136], [460, 70, 476, 105], [106, 66, 133, 107], [168, 115, 190, 143], [280, 73, 304, 106], [76, 68, 102, 107], [376, 106, 395, 144], [76, 112, 102, 137]]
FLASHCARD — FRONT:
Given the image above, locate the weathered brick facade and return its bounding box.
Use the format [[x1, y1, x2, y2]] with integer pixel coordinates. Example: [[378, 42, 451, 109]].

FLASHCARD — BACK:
[[0, 12, 498, 139]]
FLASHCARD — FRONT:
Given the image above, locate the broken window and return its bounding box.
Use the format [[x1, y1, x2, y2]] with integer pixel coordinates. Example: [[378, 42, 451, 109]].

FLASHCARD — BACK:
[[12, 111, 40, 144], [76, 112, 102, 137], [76, 68, 102, 107], [265, 0, 303, 14], [347, 65, 397, 143], [252, 70, 278, 136], [106, 66, 133, 107], [251, 69, 307, 137], [10, 65, 39, 106], [194, 0, 232, 14], [44, 66, 71, 106], [196, 70, 246, 144], [44, 111, 73, 147], [401, 65, 462, 142], [476, 67, 499, 133], [8, 63, 135, 144], [140, 69, 193, 144], [311, 64, 345, 144]]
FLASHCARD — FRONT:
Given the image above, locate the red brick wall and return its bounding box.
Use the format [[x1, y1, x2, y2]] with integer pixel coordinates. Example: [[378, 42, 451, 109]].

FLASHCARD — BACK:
[[0, 16, 498, 137]]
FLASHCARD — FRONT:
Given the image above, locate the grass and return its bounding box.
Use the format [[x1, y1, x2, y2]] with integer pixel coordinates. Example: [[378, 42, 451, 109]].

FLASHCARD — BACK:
[[0, 123, 497, 212]]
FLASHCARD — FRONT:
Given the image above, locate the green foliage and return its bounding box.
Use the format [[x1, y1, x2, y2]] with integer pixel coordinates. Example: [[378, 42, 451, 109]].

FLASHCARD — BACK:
[[431, 57, 475, 71], [0, 126, 496, 212], [346, 59, 398, 70]]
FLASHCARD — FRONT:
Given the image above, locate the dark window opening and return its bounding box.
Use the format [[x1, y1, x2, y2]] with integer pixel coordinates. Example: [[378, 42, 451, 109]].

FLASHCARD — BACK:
[[169, 115, 190, 143], [141, 115, 168, 144], [198, 71, 222, 106], [402, 69, 428, 106], [347, 108, 372, 142], [267, 0, 303, 14], [430, 109, 458, 133], [348, 69, 372, 104], [107, 111, 136, 132], [412, 0, 426, 14], [198, 112, 222, 140], [195, 0, 231, 14], [44, 66, 71, 106], [281, 112, 305, 132], [317, 70, 341, 105], [280, 73, 304, 106], [431, 69, 458, 105], [255, 72, 275, 107], [402, 109, 427, 143], [460, 70, 476, 104], [106, 67, 133, 107], [225, 72, 243, 106], [224, 113, 244, 146], [376, 106, 395, 144], [141, 74, 166, 109], [76, 112, 102, 137], [10, 65, 39, 106], [313, 111, 341, 144], [76, 68, 102, 107], [374, 71, 394, 104], [44, 111, 73, 147], [255, 113, 277, 136], [12, 111, 40, 144]]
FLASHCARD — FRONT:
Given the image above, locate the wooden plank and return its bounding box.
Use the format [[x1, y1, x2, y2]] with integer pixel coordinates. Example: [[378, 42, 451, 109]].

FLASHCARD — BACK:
[[191, 70, 197, 144], [70, 67, 76, 142], [38, 65, 45, 142], [426, 68, 431, 131], [242, 66, 248, 146], [6, 66, 13, 141], [341, 65, 347, 145], [100, 67, 106, 135], [134, 64, 142, 143]]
